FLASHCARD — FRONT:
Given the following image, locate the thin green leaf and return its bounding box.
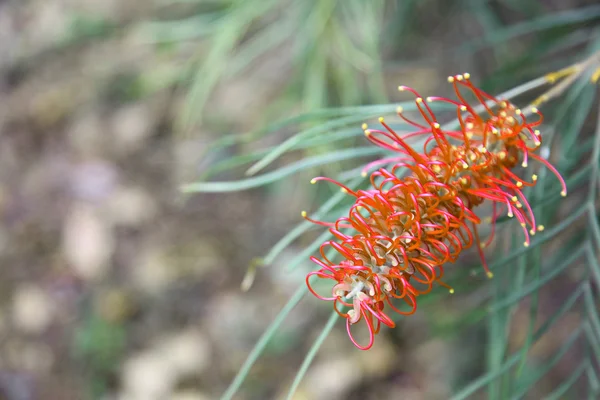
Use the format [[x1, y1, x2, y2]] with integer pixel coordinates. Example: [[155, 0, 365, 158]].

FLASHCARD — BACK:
[[182, 146, 383, 193], [457, 5, 600, 54], [489, 246, 585, 312], [541, 361, 587, 400], [510, 283, 586, 398], [244, 109, 401, 176], [285, 310, 339, 400], [451, 327, 583, 400], [220, 284, 307, 400]]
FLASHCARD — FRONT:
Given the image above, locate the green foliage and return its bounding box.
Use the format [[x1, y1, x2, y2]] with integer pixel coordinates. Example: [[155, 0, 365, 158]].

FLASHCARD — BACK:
[[142, 0, 389, 133], [74, 313, 126, 399], [179, 1, 600, 399]]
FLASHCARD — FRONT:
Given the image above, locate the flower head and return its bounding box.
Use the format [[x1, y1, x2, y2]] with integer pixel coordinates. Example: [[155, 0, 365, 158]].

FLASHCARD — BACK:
[[304, 74, 566, 349]]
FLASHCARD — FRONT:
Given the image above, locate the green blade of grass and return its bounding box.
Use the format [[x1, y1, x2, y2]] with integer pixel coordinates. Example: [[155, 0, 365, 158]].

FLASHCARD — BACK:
[[285, 310, 339, 400], [457, 5, 600, 55], [489, 246, 585, 312], [182, 146, 383, 193], [220, 284, 308, 400], [541, 360, 587, 400], [451, 326, 583, 400]]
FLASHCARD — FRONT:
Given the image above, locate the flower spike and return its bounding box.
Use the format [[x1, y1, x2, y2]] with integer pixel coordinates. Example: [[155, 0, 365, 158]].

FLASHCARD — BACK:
[[303, 75, 566, 350]]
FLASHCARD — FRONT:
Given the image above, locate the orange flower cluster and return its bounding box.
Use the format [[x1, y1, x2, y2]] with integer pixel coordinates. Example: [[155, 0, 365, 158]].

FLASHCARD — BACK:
[[303, 74, 566, 350]]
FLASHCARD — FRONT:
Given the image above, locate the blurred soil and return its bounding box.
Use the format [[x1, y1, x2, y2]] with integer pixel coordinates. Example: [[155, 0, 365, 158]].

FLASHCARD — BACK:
[[0, 1, 595, 399]]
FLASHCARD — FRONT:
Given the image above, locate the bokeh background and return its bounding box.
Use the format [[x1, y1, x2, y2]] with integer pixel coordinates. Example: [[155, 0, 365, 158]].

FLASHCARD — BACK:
[[1, 1, 599, 399]]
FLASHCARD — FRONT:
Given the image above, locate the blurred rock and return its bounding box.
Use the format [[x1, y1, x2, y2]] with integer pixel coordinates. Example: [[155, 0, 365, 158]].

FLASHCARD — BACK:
[[121, 351, 176, 400], [63, 203, 114, 281], [173, 138, 216, 184], [0, 5, 18, 68], [68, 160, 118, 202], [355, 336, 396, 379], [67, 111, 106, 157], [172, 239, 222, 279], [132, 237, 222, 293], [155, 329, 211, 377], [303, 357, 362, 400], [110, 103, 153, 155], [25, 2, 67, 52], [169, 391, 211, 400], [0, 372, 35, 400], [106, 186, 157, 226], [411, 339, 452, 399], [205, 292, 269, 351], [132, 248, 173, 294], [97, 288, 136, 323], [19, 341, 54, 373], [11, 283, 54, 334]]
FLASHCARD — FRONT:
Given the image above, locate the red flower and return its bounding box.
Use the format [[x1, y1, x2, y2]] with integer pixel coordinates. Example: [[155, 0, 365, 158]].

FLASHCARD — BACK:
[[303, 74, 566, 349]]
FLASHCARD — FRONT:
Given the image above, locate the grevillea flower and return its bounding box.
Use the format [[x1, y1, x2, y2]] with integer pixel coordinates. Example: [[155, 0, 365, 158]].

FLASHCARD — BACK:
[[303, 74, 566, 350]]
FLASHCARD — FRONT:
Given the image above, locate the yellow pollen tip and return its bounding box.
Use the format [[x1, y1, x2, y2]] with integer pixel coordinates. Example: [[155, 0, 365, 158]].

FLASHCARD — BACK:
[[516, 202, 523, 208], [515, 109, 522, 115], [534, 130, 541, 136], [361, 171, 367, 177], [447, 76, 455, 83], [487, 272, 494, 279], [460, 105, 467, 111], [301, 211, 307, 217], [433, 123, 440, 129], [592, 67, 600, 83], [561, 191, 567, 197], [378, 117, 384, 123], [522, 162, 528, 167], [524, 242, 530, 247], [516, 182, 523, 187], [397, 106, 403, 113], [511, 196, 518, 202], [456, 75, 463, 81], [508, 212, 514, 218], [310, 179, 317, 184], [532, 95, 547, 106], [532, 174, 538, 181], [364, 129, 371, 136], [416, 97, 423, 103], [531, 107, 539, 113], [464, 73, 471, 79], [398, 86, 405, 91], [449, 288, 455, 294], [530, 229, 536, 235], [537, 225, 545, 231], [361, 123, 368, 130], [341, 188, 348, 193], [520, 222, 526, 227], [427, 97, 434, 102]]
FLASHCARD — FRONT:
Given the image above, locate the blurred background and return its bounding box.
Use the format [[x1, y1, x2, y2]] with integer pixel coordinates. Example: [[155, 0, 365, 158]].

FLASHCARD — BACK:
[[1, 0, 600, 399]]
